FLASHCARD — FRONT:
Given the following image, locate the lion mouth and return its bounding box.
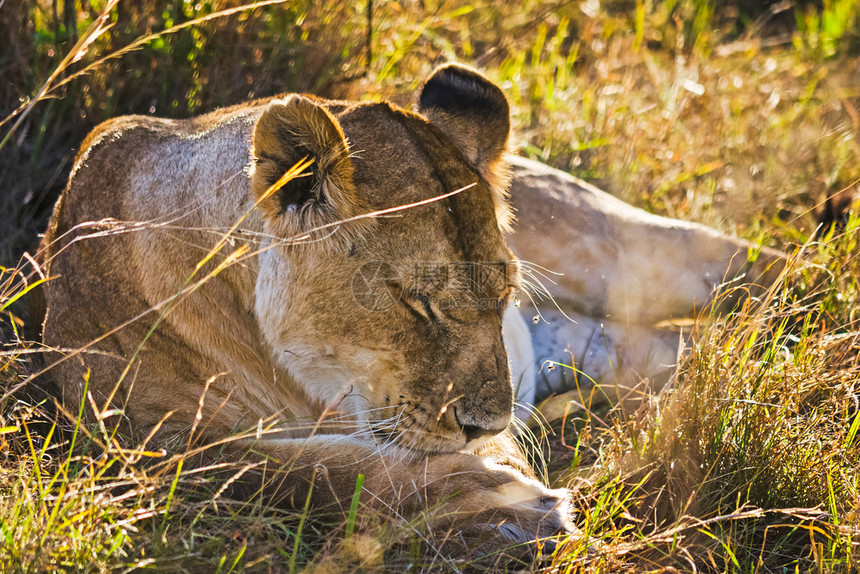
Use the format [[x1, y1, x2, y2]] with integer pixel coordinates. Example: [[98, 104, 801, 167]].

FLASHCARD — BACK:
[[366, 401, 510, 454], [369, 425, 467, 455], [368, 422, 504, 455]]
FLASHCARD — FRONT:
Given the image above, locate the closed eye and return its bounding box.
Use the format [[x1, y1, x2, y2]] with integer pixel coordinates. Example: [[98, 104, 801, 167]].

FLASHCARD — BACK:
[[403, 290, 436, 321]]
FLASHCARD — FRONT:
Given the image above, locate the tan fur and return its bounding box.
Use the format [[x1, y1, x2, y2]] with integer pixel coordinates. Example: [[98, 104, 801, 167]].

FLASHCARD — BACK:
[[35, 62, 789, 554], [36, 65, 571, 556], [504, 155, 788, 407]]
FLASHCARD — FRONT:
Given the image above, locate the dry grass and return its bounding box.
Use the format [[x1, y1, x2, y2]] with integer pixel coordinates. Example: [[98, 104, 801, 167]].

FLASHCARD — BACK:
[[1, 0, 860, 571], [552, 229, 860, 571]]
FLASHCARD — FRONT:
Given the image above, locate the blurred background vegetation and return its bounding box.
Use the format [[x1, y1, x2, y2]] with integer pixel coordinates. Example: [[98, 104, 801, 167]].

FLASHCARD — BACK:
[[2, 0, 859, 267]]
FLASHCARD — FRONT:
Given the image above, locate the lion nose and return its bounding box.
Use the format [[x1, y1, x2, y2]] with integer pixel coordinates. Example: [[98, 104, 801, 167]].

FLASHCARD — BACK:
[[454, 405, 509, 442]]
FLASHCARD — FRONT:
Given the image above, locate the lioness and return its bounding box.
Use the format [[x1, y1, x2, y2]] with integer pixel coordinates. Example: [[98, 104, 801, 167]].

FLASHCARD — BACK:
[[36, 64, 573, 556], [36, 62, 787, 556]]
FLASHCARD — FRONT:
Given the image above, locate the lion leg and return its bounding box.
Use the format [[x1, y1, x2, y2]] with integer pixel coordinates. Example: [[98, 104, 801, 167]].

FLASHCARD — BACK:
[[507, 304, 681, 406], [507, 155, 787, 325], [211, 434, 573, 556], [506, 156, 787, 405], [524, 308, 681, 402]]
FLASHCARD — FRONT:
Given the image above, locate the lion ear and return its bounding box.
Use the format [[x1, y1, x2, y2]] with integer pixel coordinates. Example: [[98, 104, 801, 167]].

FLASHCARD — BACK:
[[250, 95, 359, 227], [418, 64, 511, 173], [418, 64, 513, 230]]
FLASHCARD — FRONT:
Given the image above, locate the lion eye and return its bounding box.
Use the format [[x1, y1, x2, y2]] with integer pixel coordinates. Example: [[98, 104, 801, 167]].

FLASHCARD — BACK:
[[404, 290, 436, 321]]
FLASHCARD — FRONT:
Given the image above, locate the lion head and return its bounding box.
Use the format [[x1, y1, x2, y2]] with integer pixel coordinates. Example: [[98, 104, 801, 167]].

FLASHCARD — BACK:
[[250, 65, 519, 453]]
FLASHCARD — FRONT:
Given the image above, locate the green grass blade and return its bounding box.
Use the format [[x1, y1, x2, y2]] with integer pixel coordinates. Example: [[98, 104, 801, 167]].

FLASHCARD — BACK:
[[0, 278, 46, 312], [344, 473, 364, 540], [289, 477, 315, 574]]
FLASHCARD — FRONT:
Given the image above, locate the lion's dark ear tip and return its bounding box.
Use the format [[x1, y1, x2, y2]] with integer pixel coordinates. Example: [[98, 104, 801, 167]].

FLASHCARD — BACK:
[[419, 63, 508, 116], [815, 186, 858, 238]]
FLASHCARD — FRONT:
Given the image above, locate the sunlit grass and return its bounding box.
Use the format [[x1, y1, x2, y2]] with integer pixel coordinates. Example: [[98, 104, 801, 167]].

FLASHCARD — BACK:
[[1, 0, 859, 571], [542, 216, 860, 571]]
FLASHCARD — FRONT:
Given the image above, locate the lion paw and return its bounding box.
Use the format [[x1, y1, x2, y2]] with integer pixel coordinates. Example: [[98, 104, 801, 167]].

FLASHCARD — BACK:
[[467, 467, 574, 555], [409, 455, 577, 559]]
